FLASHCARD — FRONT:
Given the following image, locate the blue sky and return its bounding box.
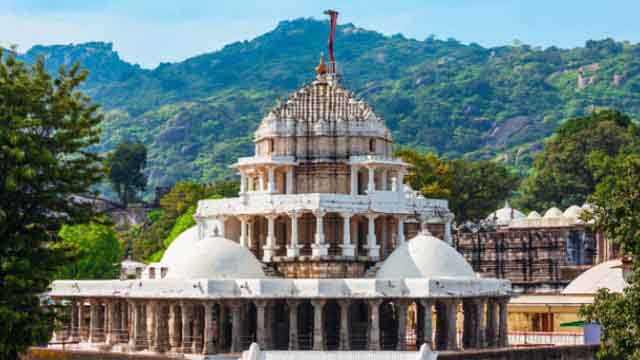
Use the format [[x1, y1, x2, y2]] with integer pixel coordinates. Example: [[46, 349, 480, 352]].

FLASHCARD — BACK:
[[1, 0, 638, 68]]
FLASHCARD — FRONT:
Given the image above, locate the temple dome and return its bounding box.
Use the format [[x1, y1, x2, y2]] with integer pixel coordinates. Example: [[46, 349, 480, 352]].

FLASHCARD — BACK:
[[563, 205, 584, 219], [527, 211, 541, 219], [376, 232, 475, 279], [544, 207, 564, 218], [486, 201, 525, 226], [160, 227, 265, 280], [563, 259, 628, 294]]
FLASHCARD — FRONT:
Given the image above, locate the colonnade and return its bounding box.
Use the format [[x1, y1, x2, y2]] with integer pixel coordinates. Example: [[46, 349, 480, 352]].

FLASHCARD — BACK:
[[54, 296, 509, 354]]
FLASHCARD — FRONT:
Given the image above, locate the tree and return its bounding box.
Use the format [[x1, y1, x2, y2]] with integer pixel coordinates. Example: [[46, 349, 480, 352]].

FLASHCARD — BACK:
[[0, 50, 104, 357], [398, 149, 519, 222], [55, 222, 123, 280], [107, 140, 147, 206], [517, 110, 639, 211], [580, 152, 640, 359]]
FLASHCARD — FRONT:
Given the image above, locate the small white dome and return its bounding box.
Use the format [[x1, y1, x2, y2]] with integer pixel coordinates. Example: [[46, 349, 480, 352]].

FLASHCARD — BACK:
[[544, 207, 564, 218], [563, 205, 584, 219], [160, 229, 265, 280], [376, 233, 475, 279], [563, 260, 628, 294], [486, 201, 525, 226], [527, 211, 541, 219]]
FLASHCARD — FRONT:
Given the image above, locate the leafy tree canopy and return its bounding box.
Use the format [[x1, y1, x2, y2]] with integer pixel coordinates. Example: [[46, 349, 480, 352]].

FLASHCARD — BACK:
[[398, 149, 519, 222], [107, 140, 147, 206], [517, 109, 639, 211], [55, 221, 123, 280], [0, 49, 104, 357]]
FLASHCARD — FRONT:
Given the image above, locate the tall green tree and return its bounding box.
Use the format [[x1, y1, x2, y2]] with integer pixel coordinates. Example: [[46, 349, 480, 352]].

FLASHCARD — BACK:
[[107, 140, 147, 206], [0, 50, 104, 357], [55, 222, 122, 280], [517, 109, 639, 211], [398, 149, 519, 222], [580, 152, 640, 359]]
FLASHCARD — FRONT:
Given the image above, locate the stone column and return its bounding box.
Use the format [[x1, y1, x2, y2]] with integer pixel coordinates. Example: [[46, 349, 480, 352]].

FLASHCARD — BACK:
[[287, 300, 299, 350], [106, 300, 117, 345], [462, 300, 476, 349], [203, 302, 214, 355], [350, 166, 358, 196], [366, 213, 380, 259], [286, 167, 295, 194], [154, 302, 168, 353], [498, 298, 509, 348], [396, 215, 406, 245], [475, 298, 487, 348], [367, 166, 375, 193], [396, 170, 405, 194], [88, 299, 100, 343], [486, 299, 497, 347], [258, 171, 265, 192], [380, 169, 388, 191], [70, 301, 80, 342], [446, 300, 459, 351], [368, 299, 382, 350], [128, 301, 137, 349], [419, 299, 434, 350], [267, 167, 276, 193], [168, 304, 178, 351], [181, 302, 192, 353], [311, 299, 325, 351], [340, 212, 355, 257], [78, 300, 87, 342], [192, 306, 202, 354], [337, 300, 350, 350], [239, 216, 249, 248], [147, 301, 158, 352], [263, 214, 278, 262], [240, 172, 247, 194], [120, 302, 128, 344], [396, 300, 408, 350], [248, 176, 255, 193], [230, 302, 243, 353], [444, 215, 454, 245], [312, 209, 328, 257], [255, 300, 267, 349], [287, 211, 301, 258]]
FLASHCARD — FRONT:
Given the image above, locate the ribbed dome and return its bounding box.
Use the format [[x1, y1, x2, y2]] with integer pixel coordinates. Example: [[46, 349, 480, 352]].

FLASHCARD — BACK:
[[563, 205, 584, 219], [376, 233, 475, 279], [544, 207, 564, 218], [563, 260, 628, 294], [527, 211, 541, 219], [160, 228, 265, 280], [486, 201, 525, 226]]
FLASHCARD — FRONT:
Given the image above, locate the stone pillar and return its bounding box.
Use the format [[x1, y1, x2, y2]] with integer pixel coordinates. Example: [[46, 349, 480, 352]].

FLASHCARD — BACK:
[[397, 170, 405, 194], [380, 169, 388, 191], [248, 176, 255, 193], [350, 166, 358, 196], [312, 209, 328, 257], [396, 300, 408, 350], [287, 211, 301, 257], [396, 215, 406, 245], [367, 166, 375, 193], [120, 302, 128, 344], [71, 301, 80, 342], [181, 302, 192, 353], [287, 300, 299, 350], [486, 299, 498, 347], [419, 299, 434, 350], [154, 302, 168, 353], [368, 299, 382, 350], [255, 300, 267, 349], [286, 167, 294, 194], [267, 167, 276, 193], [168, 304, 178, 351], [311, 299, 325, 351], [106, 300, 117, 345], [130, 301, 145, 350], [247, 219, 254, 248], [446, 300, 459, 351], [444, 215, 454, 245], [337, 300, 350, 350], [203, 302, 214, 355], [239, 216, 249, 248], [263, 214, 278, 262], [462, 300, 476, 349], [88, 299, 100, 343], [366, 213, 380, 259], [147, 301, 158, 352], [240, 172, 247, 193], [230, 302, 243, 353], [498, 298, 509, 348], [258, 171, 265, 192], [128, 301, 137, 349], [192, 306, 202, 354], [340, 212, 355, 257]]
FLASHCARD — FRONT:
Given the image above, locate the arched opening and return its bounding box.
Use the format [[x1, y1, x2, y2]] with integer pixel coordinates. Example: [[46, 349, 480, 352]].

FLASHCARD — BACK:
[[271, 301, 290, 350], [380, 300, 398, 350], [299, 213, 315, 256], [323, 301, 341, 350], [297, 302, 314, 350], [243, 303, 257, 350], [369, 138, 376, 153], [275, 215, 289, 257], [348, 301, 369, 350]]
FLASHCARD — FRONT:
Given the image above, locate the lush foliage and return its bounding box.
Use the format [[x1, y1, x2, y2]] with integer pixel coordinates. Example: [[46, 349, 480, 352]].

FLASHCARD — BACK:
[[517, 110, 639, 211], [56, 222, 123, 279], [398, 149, 519, 222], [107, 140, 147, 205], [580, 152, 640, 359], [131, 180, 238, 261], [14, 21, 640, 189], [0, 50, 104, 357]]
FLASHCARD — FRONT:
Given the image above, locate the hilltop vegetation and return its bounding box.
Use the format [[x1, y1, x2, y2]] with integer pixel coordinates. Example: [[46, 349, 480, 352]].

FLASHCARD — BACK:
[[14, 18, 640, 189]]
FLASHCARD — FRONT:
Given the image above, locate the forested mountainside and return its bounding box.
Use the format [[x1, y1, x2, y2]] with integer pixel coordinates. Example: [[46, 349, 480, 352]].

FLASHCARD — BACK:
[[16, 18, 640, 187]]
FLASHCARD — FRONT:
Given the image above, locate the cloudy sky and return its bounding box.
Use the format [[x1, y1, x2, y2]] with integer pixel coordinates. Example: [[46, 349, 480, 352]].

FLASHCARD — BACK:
[[1, 0, 638, 68]]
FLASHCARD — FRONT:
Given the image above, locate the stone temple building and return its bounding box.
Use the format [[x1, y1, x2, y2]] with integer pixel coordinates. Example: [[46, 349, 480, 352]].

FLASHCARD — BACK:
[[47, 54, 511, 357]]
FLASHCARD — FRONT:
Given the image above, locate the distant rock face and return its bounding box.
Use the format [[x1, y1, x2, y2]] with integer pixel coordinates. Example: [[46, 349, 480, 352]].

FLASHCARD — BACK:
[[488, 116, 532, 146]]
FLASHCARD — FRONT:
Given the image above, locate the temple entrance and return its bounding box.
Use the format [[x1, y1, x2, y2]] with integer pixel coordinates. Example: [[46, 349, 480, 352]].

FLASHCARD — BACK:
[[323, 301, 340, 350], [380, 300, 398, 349], [271, 301, 290, 350], [298, 302, 314, 350], [348, 301, 369, 350]]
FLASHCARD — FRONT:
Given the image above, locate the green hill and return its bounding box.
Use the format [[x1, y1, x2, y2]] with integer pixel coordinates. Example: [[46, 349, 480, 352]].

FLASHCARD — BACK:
[[16, 18, 640, 188]]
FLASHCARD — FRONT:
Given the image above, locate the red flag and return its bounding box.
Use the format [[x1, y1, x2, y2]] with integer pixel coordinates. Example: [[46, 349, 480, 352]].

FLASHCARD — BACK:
[[324, 10, 339, 63]]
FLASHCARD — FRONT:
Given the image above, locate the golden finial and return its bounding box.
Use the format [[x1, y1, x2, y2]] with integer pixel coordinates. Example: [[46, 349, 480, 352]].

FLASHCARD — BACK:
[[315, 53, 327, 75]]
